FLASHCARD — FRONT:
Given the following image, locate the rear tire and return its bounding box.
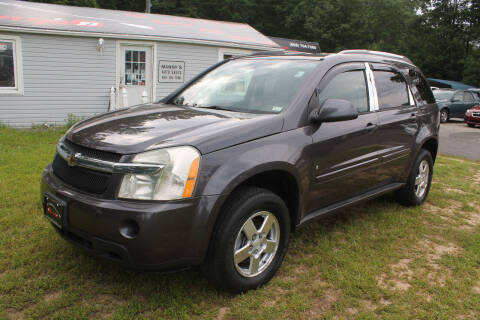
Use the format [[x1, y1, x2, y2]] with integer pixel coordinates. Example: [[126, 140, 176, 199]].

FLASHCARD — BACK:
[[203, 187, 290, 293], [395, 149, 433, 207], [440, 108, 449, 123]]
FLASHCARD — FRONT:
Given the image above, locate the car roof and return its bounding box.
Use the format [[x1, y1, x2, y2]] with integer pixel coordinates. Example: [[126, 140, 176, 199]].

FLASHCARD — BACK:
[[236, 50, 416, 68]]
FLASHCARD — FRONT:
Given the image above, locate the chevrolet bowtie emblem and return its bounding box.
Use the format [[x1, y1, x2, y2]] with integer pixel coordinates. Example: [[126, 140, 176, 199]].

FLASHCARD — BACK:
[[66, 153, 78, 167]]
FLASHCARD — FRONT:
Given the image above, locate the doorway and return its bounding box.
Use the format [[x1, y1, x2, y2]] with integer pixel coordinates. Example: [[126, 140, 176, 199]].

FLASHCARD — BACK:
[[118, 44, 154, 107]]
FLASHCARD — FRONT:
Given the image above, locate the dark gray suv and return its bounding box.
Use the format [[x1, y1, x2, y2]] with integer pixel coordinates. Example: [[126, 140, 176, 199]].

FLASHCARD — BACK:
[[41, 50, 440, 292]]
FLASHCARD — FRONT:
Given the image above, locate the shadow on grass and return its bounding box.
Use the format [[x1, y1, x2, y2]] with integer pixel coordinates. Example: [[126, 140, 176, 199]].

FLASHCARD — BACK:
[[63, 193, 399, 301]]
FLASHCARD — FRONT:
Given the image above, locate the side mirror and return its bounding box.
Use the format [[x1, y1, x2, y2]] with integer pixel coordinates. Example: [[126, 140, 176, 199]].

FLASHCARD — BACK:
[[309, 98, 359, 123]]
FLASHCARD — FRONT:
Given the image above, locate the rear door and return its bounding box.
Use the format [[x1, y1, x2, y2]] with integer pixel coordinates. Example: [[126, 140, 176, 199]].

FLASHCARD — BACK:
[[372, 64, 418, 182], [306, 63, 382, 212]]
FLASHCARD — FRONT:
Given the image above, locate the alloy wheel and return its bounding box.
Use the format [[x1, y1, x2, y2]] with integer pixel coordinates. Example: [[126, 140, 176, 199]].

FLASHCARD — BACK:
[[414, 159, 430, 198], [233, 211, 280, 277]]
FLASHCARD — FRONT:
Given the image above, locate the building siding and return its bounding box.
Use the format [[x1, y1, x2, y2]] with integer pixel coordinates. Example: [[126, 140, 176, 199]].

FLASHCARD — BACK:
[[0, 32, 116, 127], [0, 32, 255, 127]]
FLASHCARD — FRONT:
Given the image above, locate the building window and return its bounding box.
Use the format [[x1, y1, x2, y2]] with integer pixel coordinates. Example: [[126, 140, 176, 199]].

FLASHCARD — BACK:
[[0, 35, 23, 95]]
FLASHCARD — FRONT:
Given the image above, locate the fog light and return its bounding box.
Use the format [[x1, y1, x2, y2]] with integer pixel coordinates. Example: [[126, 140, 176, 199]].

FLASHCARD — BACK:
[[119, 219, 139, 239]]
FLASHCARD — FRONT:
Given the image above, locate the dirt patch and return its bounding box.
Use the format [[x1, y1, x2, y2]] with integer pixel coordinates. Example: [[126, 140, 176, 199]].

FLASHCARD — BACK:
[[472, 281, 480, 294], [378, 240, 462, 291], [458, 209, 480, 231], [473, 173, 480, 184], [377, 259, 413, 291], [6, 309, 23, 320], [417, 240, 461, 287], [44, 291, 61, 303], [86, 294, 127, 319], [216, 307, 229, 320], [444, 188, 466, 194], [262, 298, 277, 308], [304, 288, 341, 317]]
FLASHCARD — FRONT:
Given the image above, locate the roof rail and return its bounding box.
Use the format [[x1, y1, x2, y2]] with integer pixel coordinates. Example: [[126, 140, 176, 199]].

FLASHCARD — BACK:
[[338, 50, 413, 64], [246, 50, 314, 57]]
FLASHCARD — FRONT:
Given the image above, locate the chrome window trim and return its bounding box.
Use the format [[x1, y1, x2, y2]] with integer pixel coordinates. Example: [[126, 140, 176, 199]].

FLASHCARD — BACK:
[[408, 85, 416, 106], [365, 63, 379, 111], [57, 142, 164, 175]]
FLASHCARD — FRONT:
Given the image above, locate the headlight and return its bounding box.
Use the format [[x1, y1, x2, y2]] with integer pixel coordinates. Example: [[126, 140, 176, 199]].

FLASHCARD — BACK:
[[466, 109, 473, 116], [118, 146, 200, 200]]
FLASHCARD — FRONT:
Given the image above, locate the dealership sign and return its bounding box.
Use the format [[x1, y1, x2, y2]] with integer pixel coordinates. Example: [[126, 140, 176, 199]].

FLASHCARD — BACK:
[[159, 61, 185, 83]]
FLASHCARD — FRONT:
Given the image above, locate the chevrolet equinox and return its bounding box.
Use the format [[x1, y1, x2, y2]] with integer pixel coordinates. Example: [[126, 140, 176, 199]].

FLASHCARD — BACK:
[[41, 50, 440, 293]]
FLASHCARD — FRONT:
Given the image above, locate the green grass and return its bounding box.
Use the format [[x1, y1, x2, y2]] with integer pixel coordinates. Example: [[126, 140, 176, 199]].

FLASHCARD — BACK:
[[1, 126, 480, 319]]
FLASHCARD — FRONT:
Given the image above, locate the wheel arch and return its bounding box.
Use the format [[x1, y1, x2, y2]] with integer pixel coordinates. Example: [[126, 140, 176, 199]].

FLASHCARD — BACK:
[[420, 137, 439, 162], [210, 163, 303, 233]]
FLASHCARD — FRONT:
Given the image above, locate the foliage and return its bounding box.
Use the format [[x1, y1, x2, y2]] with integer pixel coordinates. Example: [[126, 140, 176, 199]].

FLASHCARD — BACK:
[[463, 48, 480, 86], [64, 113, 86, 130], [26, 0, 480, 85]]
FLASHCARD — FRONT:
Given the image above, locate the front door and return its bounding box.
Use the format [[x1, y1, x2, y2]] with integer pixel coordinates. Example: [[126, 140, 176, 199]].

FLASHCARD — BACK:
[[119, 45, 153, 107], [306, 63, 382, 213]]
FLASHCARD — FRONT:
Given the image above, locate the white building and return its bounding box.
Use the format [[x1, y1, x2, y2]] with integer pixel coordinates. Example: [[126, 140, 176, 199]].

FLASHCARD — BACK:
[[0, 0, 279, 127]]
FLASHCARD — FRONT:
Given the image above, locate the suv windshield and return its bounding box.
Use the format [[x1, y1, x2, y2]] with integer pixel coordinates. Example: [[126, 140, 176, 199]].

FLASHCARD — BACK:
[[433, 90, 454, 101], [172, 58, 319, 113]]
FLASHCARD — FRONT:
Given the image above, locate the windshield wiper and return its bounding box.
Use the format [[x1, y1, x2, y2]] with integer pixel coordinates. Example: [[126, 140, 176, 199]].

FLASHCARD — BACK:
[[195, 105, 238, 112]]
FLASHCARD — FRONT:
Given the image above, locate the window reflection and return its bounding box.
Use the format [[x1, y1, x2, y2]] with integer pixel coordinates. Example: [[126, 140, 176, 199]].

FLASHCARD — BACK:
[[0, 41, 15, 87]]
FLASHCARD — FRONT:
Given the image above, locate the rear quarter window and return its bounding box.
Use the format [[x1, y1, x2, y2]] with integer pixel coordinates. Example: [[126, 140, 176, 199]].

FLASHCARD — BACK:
[[408, 69, 435, 105]]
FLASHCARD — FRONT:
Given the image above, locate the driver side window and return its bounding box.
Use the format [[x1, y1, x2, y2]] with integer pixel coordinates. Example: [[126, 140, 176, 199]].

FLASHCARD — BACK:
[[317, 70, 369, 113], [452, 92, 463, 102]]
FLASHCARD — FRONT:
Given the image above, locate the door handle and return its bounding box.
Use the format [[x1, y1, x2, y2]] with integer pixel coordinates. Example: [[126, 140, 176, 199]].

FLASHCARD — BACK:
[[411, 112, 417, 117]]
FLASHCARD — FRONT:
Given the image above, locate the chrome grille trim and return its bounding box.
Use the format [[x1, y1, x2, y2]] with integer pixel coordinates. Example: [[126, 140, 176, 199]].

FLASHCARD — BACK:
[[57, 142, 164, 175]]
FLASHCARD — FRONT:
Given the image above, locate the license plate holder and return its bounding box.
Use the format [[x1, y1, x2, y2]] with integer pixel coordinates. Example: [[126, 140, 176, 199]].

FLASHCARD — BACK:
[[43, 193, 66, 229]]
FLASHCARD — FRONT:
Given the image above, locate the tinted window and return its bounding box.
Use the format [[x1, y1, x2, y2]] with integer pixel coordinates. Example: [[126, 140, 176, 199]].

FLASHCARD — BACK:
[[318, 70, 369, 113], [374, 70, 409, 109], [452, 92, 463, 102], [409, 70, 435, 104], [433, 90, 454, 101], [464, 92, 474, 102], [0, 41, 15, 87]]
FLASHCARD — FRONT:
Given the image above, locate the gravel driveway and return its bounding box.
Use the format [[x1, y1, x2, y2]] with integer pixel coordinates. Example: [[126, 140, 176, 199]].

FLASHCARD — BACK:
[[438, 119, 480, 161]]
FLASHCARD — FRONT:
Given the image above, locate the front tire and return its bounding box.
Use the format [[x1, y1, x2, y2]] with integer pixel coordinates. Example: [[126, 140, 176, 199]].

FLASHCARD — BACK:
[[395, 149, 433, 206], [467, 123, 476, 128], [203, 187, 290, 293], [440, 108, 449, 123]]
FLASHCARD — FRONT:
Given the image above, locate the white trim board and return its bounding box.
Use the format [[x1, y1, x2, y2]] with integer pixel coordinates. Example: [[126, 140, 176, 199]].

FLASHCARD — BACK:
[[0, 26, 280, 51]]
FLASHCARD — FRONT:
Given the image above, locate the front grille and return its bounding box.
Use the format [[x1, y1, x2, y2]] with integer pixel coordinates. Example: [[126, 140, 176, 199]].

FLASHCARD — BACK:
[[52, 154, 111, 194], [63, 139, 121, 162], [472, 112, 480, 118]]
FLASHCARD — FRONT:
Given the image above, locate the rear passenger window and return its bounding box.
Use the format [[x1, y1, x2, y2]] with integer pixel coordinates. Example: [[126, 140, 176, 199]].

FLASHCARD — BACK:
[[374, 70, 409, 109], [318, 70, 369, 113]]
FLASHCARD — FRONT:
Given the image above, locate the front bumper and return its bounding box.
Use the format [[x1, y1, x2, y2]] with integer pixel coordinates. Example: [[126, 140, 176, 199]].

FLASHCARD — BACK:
[[465, 115, 480, 125], [41, 164, 223, 270]]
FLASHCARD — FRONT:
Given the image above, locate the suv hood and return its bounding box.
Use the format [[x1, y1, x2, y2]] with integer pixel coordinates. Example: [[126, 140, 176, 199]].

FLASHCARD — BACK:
[[66, 104, 284, 154]]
